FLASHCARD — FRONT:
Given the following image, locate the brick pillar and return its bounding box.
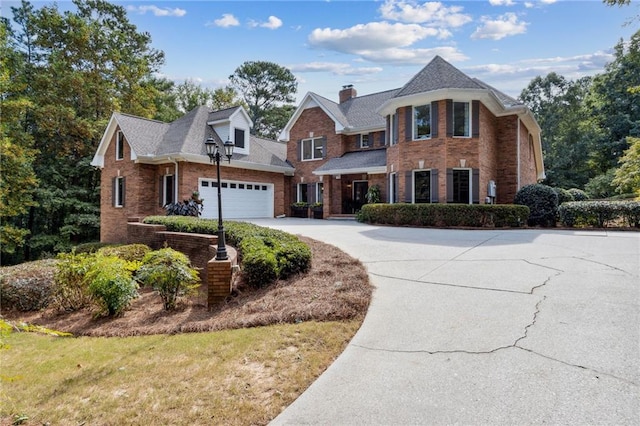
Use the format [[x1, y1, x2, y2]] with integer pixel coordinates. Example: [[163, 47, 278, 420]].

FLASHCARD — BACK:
[[207, 258, 233, 308]]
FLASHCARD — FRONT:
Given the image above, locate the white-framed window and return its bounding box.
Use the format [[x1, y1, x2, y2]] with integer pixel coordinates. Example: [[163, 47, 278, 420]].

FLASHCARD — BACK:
[[234, 127, 245, 149], [114, 176, 125, 207], [360, 134, 371, 148], [389, 172, 397, 204], [297, 183, 308, 203], [316, 182, 324, 204], [302, 137, 324, 161], [116, 131, 124, 160], [390, 113, 398, 146], [453, 102, 470, 137], [413, 104, 431, 140], [413, 170, 431, 203], [163, 175, 174, 206]]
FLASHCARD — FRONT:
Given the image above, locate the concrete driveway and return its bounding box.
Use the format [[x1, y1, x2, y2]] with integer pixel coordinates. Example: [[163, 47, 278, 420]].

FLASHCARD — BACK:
[[249, 219, 639, 425]]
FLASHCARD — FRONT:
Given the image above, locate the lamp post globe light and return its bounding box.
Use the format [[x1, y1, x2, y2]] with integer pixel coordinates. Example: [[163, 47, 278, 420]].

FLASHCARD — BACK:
[[205, 137, 235, 261]]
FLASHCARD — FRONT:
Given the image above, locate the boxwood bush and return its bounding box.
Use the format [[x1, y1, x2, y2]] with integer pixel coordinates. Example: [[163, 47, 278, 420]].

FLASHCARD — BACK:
[[356, 203, 529, 228], [514, 184, 558, 227], [142, 217, 312, 288], [559, 200, 640, 228]]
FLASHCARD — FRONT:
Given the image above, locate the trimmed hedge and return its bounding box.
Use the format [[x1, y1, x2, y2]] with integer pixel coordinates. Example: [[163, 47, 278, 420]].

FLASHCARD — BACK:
[[514, 184, 558, 227], [142, 217, 312, 288], [356, 203, 529, 228], [559, 200, 640, 228]]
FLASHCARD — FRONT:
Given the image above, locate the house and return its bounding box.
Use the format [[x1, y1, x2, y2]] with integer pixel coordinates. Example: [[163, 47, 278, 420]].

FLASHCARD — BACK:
[[279, 55, 545, 218], [93, 55, 545, 244], [91, 105, 294, 243]]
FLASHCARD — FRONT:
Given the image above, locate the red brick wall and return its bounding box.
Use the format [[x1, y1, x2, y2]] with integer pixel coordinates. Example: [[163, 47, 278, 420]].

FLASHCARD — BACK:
[[100, 125, 289, 243]]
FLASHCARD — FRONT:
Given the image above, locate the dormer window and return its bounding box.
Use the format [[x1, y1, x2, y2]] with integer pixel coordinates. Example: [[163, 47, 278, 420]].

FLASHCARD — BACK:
[[360, 134, 371, 148], [116, 131, 124, 160], [234, 128, 245, 149]]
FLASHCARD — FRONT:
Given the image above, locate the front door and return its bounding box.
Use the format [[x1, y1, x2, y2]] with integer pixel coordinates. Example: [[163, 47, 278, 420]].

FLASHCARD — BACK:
[[352, 180, 368, 212]]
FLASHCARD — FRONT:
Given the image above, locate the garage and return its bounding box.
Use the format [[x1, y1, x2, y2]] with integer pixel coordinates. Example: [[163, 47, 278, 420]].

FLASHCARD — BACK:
[[199, 179, 274, 219]]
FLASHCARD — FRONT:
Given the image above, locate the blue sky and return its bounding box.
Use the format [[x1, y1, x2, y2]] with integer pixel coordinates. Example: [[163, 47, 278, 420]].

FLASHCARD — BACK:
[[4, 1, 639, 103]]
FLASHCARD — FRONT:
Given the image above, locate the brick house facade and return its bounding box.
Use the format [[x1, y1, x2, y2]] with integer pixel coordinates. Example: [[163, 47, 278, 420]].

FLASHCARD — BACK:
[[92, 106, 294, 243], [280, 56, 545, 217]]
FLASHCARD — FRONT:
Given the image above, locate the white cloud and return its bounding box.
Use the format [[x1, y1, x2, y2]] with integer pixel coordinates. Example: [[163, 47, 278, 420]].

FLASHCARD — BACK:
[[463, 49, 615, 97], [209, 13, 240, 28], [309, 22, 447, 54], [471, 13, 528, 40], [379, 0, 472, 27], [356, 46, 468, 65], [489, 0, 515, 5], [290, 62, 383, 76], [127, 5, 186, 17], [249, 16, 283, 30]]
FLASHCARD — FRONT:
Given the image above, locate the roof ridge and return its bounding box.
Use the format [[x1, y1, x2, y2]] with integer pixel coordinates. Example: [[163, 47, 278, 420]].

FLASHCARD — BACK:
[[114, 111, 169, 125]]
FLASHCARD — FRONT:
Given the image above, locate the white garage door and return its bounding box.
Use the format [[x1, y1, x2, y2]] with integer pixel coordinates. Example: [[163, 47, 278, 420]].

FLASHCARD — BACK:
[[199, 179, 274, 219]]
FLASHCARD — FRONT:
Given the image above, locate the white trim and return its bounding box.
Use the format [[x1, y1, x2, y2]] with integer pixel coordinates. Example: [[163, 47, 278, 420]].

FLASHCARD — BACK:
[[313, 166, 386, 176], [116, 131, 124, 160], [359, 133, 371, 149], [316, 182, 324, 204], [279, 92, 347, 141]]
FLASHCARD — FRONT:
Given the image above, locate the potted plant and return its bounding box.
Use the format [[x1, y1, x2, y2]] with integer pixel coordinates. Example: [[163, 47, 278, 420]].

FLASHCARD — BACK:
[[311, 202, 323, 219], [366, 185, 381, 204], [290, 202, 309, 218]]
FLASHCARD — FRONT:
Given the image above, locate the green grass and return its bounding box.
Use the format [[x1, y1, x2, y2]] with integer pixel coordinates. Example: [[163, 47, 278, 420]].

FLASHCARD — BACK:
[[1, 320, 360, 425]]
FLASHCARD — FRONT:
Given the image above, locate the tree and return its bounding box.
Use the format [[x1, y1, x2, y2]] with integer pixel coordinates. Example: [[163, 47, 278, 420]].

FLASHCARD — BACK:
[[0, 19, 39, 259], [519, 73, 595, 188], [174, 80, 242, 114], [603, 0, 630, 6], [5, 0, 168, 263], [612, 137, 640, 196], [585, 30, 640, 174], [228, 61, 297, 137]]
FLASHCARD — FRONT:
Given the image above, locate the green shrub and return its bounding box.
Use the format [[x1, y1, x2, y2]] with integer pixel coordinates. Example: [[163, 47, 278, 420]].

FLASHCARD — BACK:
[[357, 203, 529, 228], [98, 244, 151, 262], [85, 254, 139, 316], [137, 248, 200, 310], [554, 188, 574, 205], [567, 188, 589, 202], [559, 200, 640, 228], [52, 251, 95, 311], [142, 217, 312, 288], [0, 259, 57, 311], [73, 242, 112, 254], [514, 184, 558, 227]]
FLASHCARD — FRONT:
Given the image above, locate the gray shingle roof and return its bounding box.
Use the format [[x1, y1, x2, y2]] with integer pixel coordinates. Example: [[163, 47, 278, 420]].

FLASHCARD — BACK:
[[208, 106, 242, 122], [314, 148, 387, 173], [311, 89, 399, 131], [113, 106, 292, 171], [396, 56, 483, 98], [233, 136, 291, 169], [114, 113, 169, 156]]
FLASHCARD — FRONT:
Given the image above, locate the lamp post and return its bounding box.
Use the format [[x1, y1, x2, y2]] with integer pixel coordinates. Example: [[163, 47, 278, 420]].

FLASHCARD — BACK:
[[205, 137, 235, 260]]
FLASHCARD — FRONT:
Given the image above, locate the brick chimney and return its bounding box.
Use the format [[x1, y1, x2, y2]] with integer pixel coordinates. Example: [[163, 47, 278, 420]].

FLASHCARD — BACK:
[[339, 85, 357, 103]]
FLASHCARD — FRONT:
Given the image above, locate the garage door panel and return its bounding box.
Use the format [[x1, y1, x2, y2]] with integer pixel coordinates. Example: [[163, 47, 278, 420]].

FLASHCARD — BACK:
[[200, 179, 273, 219]]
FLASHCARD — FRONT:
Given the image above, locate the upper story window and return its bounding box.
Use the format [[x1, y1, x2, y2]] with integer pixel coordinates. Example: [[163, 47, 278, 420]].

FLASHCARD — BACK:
[[360, 134, 371, 148], [116, 131, 124, 160], [414, 104, 431, 140], [302, 137, 324, 161], [234, 128, 245, 149], [453, 102, 470, 137], [391, 113, 398, 146]]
